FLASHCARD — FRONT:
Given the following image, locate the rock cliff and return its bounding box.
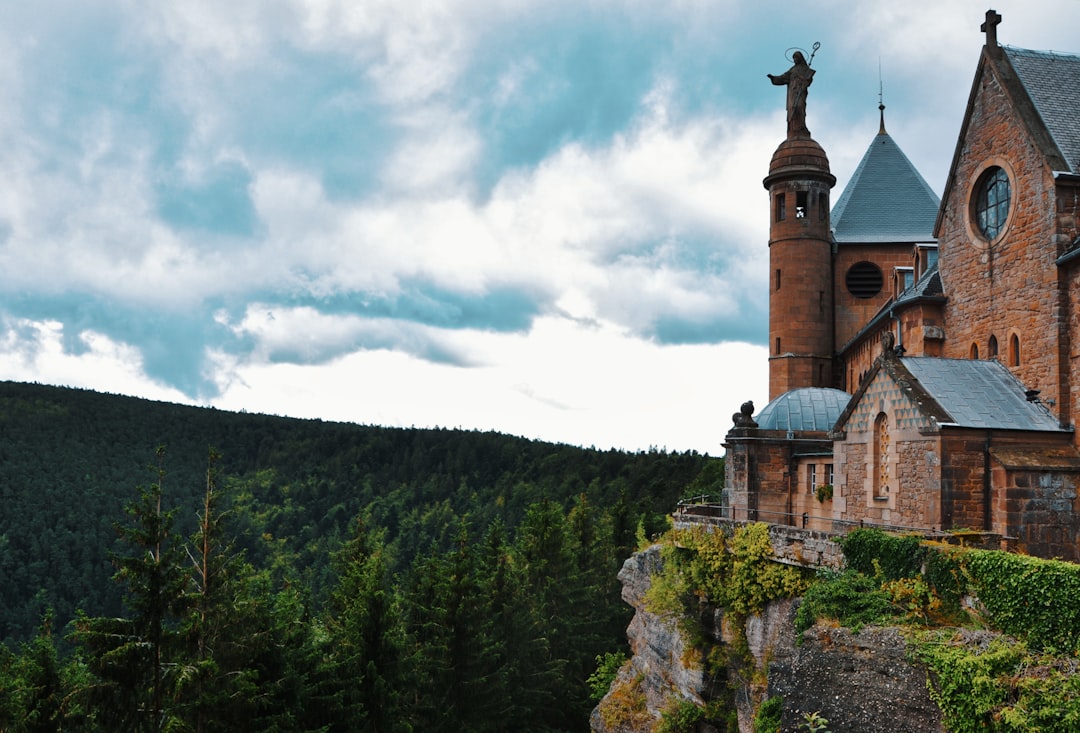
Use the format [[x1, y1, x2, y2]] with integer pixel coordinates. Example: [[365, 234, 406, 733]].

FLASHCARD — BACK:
[[592, 546, 943, 733]]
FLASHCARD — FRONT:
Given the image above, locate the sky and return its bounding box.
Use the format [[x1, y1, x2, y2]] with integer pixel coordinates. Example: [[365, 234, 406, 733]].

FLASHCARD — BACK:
[[0, 1, 1077, 454]]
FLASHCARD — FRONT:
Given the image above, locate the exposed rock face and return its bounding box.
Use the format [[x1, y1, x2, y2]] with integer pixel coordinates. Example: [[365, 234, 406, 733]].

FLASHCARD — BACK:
[[768, 625, 943, 733], [593, 546, 944, 733], [591, 545, 706, 733]]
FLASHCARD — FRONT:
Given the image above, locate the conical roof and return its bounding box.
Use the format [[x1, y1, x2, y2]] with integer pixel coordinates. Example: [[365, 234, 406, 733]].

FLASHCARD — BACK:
[[831, 131, 940, 244]]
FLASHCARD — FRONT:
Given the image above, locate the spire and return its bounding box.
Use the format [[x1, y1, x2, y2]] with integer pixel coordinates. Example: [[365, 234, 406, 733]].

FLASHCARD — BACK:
[[878, 61, 887, 135]]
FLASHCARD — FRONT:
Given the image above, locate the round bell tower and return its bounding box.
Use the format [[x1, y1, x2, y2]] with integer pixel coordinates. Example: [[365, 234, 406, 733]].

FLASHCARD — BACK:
[[763, 54, 836, 401]]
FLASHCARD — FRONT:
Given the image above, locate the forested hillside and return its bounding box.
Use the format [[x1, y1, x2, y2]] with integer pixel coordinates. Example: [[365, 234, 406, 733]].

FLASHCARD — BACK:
[[0, 380, 722, 730]]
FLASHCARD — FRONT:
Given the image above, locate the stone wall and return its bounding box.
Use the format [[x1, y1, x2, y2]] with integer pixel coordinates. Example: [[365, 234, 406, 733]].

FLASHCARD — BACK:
[[672, 512, 845, 570], [937, 50, 1067, 412]]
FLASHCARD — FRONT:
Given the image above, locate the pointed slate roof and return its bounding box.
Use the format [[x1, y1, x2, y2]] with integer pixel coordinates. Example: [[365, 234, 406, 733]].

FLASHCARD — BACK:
[[831, 131, 940, 244], [1004, 46, 1080, 173]]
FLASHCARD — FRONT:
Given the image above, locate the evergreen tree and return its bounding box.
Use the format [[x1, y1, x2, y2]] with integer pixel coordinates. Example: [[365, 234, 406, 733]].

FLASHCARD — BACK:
[[72, 448, 188, 732], [474, 519, 560, 732], [0, 611, 72, 732], [321, 514, 409, 732]]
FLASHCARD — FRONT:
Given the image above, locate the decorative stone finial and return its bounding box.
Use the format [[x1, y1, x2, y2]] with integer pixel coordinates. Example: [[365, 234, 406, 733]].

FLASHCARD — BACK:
[[732, 400, 758, 428]]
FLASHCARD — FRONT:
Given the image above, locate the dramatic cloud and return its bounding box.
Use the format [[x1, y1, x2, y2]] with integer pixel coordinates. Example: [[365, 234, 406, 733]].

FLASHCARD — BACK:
[[0, 0, 1075, 451]]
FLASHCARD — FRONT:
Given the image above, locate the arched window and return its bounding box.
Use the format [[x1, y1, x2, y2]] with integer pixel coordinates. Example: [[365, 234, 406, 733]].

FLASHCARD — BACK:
[[873, 412, 890, 499], [970, 342, 979, 359], [988, 335, 998, 358], [1009, 334, 1020, 366]]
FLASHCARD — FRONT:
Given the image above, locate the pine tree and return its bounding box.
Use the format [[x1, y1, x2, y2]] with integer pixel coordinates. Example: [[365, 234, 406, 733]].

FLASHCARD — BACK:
[[72, 447, 188, 732], [322, 514, 408, 732]]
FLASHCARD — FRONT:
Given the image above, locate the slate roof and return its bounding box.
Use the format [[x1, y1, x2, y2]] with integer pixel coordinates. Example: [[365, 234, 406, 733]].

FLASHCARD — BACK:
[[830, 131, 940, 244], [755, 388, 851, 432], [895, 260, 943, 306], [1005, 46, 1080, 174], [899, 357, 1063, 431]]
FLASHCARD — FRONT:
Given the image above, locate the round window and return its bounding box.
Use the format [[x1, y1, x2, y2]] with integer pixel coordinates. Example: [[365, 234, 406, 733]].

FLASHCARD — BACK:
[[846, 261, 883, 299], [974, 166, 1010, 240]]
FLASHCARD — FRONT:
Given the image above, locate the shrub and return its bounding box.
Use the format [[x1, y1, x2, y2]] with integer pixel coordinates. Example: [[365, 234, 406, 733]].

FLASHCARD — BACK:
[[794, 569, 899, 639], [752, 696, 783, 733], [587, 651, 628, 702], [656, 697, 704, 733], [838, 528, 925, 581]]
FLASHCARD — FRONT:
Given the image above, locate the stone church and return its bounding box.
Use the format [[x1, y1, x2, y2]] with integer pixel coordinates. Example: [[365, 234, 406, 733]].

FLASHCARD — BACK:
[[723, 11, 1080, 560]]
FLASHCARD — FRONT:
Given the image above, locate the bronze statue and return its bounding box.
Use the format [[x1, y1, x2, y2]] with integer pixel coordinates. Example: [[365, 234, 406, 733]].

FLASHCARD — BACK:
[[768, 51, 815, 137]]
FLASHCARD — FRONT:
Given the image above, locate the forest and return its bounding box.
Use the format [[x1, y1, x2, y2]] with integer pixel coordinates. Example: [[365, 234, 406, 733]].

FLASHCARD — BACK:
[[0, 380, 724, 731]]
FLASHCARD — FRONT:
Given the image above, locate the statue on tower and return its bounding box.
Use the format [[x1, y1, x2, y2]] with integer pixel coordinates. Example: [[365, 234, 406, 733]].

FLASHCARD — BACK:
[[768, 50, 815, 137]]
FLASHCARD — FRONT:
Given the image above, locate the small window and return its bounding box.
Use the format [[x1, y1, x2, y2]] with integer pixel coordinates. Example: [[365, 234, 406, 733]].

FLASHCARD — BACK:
[[796, 191, 808, 219], [988, 335, 998, 358], [776, 269, 782, 291], [874, 412, 890, 499], [775, 337, 781, 354], [776, 193, 786, 222], [1009, 334, 1020, 366], [807, 464, 817, 494], [970, 342, 980, 359], [825, 463, 834, 486]]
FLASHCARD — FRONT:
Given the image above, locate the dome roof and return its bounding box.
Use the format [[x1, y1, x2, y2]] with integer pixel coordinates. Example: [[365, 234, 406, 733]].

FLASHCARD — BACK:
[[763, 136, 836, 188], [755, 387, 851, 432]]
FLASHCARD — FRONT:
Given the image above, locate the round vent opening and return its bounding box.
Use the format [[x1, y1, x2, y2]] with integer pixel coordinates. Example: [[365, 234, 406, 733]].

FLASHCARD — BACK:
[[846, 261, 883, 299]]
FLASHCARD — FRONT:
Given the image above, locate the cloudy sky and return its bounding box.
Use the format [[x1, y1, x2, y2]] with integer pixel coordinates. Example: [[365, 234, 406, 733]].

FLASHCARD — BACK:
[[0, 1, 1075, 453]]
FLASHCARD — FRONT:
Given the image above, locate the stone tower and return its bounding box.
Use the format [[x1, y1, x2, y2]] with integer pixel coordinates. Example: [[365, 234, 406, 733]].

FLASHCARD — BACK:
[[763, 52, 836, 400]]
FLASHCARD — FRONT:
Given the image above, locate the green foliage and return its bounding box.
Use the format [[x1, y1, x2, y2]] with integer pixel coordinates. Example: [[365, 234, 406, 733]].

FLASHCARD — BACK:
[[798, 711, 831, 733], [922, 544, 967, 618], [914, 632, 1025, 732], [752, 696, 783, 733], [656, 697, 705, 733], [814, 483, 833, 503], [588, 651, 628, 702], [649, 524, 810, 626], [838, 528, 925, 581], [964, 549, 1080, 654], [794, 570, 900, 640]]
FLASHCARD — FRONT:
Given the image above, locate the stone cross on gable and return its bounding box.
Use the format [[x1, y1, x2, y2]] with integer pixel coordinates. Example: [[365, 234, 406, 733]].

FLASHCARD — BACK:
[[981, 9, 1002, 49]]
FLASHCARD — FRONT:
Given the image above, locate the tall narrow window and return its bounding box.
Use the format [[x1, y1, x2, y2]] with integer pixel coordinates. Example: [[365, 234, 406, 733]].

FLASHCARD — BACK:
[[825, 463, 834, 487], [970, 343, 979, 359], [807, 464, 817, 494], [776, 269, 782, 291], [1009, 334, 1021, 366], [873, 412, 890, 499], [988, 335, 998, 358], [796, 190, 808, 218], [775, 337, 781, 354], [776, 193, 786, 222]]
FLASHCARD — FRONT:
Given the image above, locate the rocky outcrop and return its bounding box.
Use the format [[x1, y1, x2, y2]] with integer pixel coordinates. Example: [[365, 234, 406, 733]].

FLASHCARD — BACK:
[[592, 546, 944, 733], [590, 545, 705, 733], [768, 625, 943, 732]]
